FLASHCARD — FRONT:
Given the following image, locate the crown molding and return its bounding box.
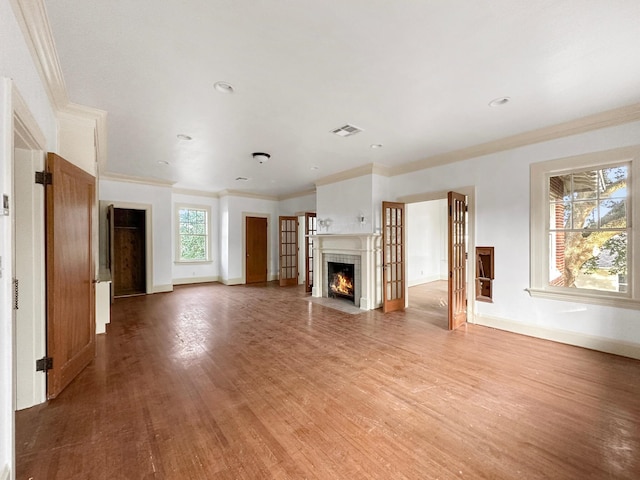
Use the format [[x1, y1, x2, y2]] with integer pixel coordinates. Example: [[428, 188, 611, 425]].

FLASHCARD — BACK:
[[278, 188, 316, 201], [172, 187, 219, 198], [315, 163, 390, 187], [390, 102, 640, 177], [10, 0, 67, 109], [219, 190, 279, 201], [100, 171, 175, 188], [12, 82, 47, 150]]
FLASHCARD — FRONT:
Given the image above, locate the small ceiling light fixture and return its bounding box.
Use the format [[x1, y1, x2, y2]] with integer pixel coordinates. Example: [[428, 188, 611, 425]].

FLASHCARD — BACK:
[[488, 96, 511, 107], [176, 134, 192, 141], [158, 160, 170, 165], [252, 152, 271, 164], [310, 166, 319, 170], [370, 144, 383, 149], [235, 176, 249, 181], [214, 81, 235, 94]]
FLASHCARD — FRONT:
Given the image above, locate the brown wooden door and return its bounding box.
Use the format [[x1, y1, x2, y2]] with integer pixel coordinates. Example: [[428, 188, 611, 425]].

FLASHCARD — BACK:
[[246, 216, 268, 283], [304, 212, 316, 293], [46, 153, 96, 398], [448, 191, 467, 330], [107, 204, 115, 303], [382, 201, 405, 313], [113, 208, 146, 296], [279, 216, 298, 286]]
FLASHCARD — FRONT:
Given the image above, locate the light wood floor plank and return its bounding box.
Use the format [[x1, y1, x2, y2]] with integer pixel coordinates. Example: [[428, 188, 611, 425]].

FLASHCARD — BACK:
[[16, 282, 640, 479]]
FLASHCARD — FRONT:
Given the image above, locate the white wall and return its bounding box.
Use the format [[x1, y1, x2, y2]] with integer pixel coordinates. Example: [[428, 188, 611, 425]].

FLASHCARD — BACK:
[[172, 192, 220, 284], [407, 200, 447, 286], [1, 1, 59, 475], [278, 192, 315, 216], [317, 175, 374, 234], [220, 194, 279, 284], [99, 179, 173, 292], [390, 121, 640, 353]]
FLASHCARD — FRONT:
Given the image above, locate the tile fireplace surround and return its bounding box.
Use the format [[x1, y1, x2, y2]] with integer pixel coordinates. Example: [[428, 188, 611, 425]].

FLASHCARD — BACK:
[[309, 234, 383, 311]]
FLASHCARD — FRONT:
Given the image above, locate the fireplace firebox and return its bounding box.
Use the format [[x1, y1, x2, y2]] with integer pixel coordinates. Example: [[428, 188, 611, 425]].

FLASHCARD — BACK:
[[327, 262, 355, 303]]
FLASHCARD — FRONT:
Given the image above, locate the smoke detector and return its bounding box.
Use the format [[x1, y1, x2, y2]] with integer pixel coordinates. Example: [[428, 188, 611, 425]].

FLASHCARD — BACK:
[[331, 124, 363, 137], [252, 152, 271, 164]]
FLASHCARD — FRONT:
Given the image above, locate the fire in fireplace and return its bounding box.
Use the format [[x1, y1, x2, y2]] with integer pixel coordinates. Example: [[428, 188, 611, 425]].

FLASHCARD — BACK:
[[328, 262, 355, 303]]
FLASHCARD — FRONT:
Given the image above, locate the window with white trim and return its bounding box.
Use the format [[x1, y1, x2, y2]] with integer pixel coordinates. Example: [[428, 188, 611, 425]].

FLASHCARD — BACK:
[[530, 146, 639, 309], [176, 205, 211, 263]]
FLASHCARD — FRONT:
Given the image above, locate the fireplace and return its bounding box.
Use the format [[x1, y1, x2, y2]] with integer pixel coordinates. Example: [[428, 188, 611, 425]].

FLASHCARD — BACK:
[[328, 262, 355, 303], [310, 234, 382, 311]]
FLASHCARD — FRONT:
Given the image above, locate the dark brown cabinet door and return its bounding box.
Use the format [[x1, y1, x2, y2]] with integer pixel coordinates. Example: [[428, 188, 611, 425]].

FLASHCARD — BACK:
[[448, 191, 467, 330], [279, 216, 298, 286], [382, 201, 405, 313], [246, 216, 268, 283], [46, 153, 96, 398]]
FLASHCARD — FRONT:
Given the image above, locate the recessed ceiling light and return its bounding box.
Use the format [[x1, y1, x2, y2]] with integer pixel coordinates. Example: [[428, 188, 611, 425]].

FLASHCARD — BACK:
[[158, 160, 170, 165], [489, 96, 511, 107], [214, 81, 235, 94], [311, 166, 319, 170], [235, 176, 249, 181], [370, 144, 383, 149], [177, 134, 192, 141]]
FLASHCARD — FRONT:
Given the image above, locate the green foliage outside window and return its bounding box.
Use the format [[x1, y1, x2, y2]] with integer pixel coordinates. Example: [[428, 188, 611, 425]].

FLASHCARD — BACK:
[[179, 208, 208, 261]]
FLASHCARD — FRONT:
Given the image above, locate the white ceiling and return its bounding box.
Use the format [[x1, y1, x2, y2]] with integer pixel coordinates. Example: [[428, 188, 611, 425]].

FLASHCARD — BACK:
[[43, 0, 640, 197]]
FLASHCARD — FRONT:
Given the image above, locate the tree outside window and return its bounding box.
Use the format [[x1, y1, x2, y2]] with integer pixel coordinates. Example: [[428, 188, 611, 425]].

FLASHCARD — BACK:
[[548, 164, 628, 292], [178, 207, 209, 262]]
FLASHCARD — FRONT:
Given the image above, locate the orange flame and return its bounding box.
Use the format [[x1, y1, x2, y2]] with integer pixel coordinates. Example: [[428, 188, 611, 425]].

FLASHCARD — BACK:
[[330, 273, 354, 296]]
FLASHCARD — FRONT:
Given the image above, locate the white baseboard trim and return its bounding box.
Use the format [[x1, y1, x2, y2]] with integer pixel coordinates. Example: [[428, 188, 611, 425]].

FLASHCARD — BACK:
[[221, 277, 243, 286], [475, 313, 640, 360], [268, 273, 278, 282], [408, 275, 441, 287], [152, 284, 174, 293], [1, 464, 10, 480], [173, 276, 219, 286]]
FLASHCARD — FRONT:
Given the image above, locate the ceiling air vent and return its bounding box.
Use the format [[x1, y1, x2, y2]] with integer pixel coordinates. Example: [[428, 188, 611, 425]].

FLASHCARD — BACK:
[[331, 124, 363, 137]]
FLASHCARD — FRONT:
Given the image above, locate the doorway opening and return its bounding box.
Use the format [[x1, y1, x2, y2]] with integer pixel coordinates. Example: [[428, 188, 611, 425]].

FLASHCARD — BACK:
[[402, 189, 474, 329], [112, 208, 146, 297]]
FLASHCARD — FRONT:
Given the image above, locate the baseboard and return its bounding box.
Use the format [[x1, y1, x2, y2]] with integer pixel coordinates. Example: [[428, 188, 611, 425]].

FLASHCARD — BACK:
[[173, 276, 219, 286], [152, 284, 174, 293], [268, 273, 278, 282], [221, 277, 243, 286], [408, 275, 441, 287], [475, 313, 640, 360], [1, 464, 10, 480]]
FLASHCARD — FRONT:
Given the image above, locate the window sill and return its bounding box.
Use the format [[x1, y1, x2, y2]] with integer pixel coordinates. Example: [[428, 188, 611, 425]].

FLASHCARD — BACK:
[[526, 287, 640, 311]]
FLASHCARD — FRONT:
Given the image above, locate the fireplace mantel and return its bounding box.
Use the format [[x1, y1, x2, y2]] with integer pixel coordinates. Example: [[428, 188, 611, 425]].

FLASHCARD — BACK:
[[309, 233, 382, 310]]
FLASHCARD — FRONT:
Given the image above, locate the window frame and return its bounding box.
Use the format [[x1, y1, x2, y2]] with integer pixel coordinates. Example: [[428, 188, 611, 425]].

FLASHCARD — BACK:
[[175, 204, 212, 264], [529, 145, 639, 309]]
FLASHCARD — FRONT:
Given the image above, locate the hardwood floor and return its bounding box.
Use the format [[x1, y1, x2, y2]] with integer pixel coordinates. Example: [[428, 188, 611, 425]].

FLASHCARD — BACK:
[[407, 280, 448, 328], [16, 282, 640, 479]]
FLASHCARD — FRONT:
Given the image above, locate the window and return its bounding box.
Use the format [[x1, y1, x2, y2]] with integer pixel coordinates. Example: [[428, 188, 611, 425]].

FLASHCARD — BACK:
[[176, 205, 211, 262], [530, 146, 639, 309]]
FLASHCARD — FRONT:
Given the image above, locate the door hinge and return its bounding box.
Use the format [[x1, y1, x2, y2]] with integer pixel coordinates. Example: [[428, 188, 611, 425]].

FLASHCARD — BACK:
[[449, 205, 452, 216], [36, 356, 53, 373], [12, 278, 18, 310], [35, 171, 52, 185]]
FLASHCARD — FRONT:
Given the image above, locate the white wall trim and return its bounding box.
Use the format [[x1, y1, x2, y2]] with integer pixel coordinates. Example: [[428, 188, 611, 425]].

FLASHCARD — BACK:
[[475, 313, 640, 360], [221, 277, 243, 286], [153, 284, 173, 293], [219, 190, 278, 201], [408, 275, 441, 287], [315, 163, 390, 187], [172, 187, 219, 198], [101, 172, 174, 188], [0, 464, 10, 480], [173, 276, 219, 286]]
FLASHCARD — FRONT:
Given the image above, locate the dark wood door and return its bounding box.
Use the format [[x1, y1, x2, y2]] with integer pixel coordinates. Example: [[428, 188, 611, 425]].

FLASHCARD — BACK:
[[246, 216, 268, 283], [304, 212, 316, 293], [448, 191, 467, 330], [113, 208, 146, 297], [107, 204, 115, 303], [382, 201, 405, 313], [46, 153, 96, 399], [279, 216, 298, 286]]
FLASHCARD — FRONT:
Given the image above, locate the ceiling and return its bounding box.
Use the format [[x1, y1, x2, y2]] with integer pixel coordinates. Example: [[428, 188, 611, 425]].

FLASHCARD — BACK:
[[43, 0, 640, 197]]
